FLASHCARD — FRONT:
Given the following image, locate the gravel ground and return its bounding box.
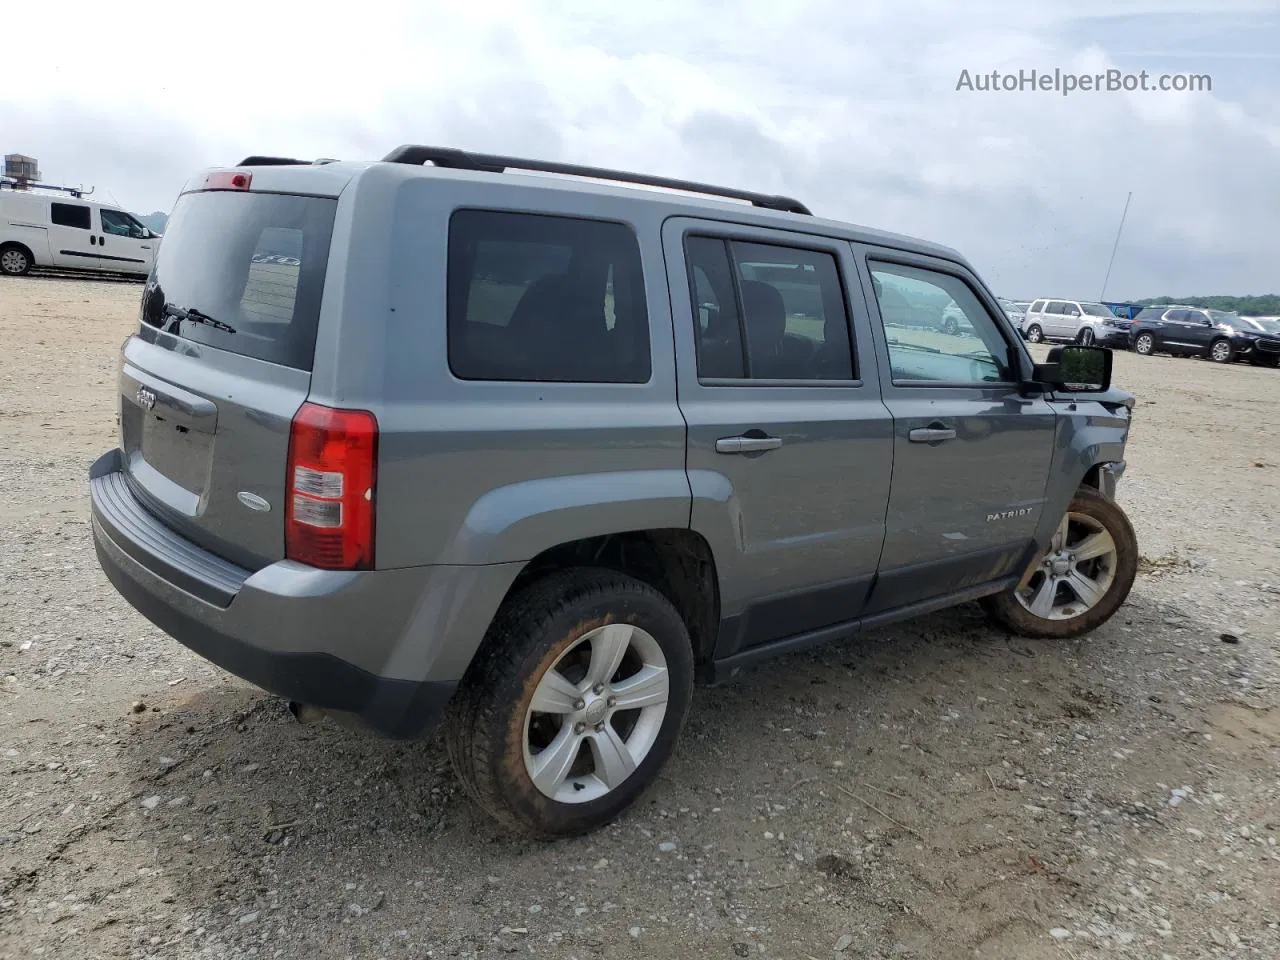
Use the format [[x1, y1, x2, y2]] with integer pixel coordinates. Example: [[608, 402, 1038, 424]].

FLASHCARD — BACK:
[[1, 275, 1277, 960]]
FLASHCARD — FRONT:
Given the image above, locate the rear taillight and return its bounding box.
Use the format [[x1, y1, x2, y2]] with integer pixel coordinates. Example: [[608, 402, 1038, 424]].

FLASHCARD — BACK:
[[285, 402, 378, 570]]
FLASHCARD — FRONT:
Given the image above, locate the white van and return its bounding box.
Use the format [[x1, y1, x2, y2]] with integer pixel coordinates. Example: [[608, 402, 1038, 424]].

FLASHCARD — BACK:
[[0, 190, 159, 278]]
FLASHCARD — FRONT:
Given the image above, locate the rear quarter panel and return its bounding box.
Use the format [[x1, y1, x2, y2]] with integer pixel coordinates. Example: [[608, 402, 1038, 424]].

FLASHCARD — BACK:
[[307, 166, 691, 569], [2, 195, 53, 264]]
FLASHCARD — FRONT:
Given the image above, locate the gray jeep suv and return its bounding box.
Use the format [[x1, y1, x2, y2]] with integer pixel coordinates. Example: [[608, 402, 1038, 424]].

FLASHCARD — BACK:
[[90, 146, 1138, 836]]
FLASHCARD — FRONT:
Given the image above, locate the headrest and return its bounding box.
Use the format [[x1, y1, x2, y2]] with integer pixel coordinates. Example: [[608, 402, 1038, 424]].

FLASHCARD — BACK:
[[740, 280, 786, 344]]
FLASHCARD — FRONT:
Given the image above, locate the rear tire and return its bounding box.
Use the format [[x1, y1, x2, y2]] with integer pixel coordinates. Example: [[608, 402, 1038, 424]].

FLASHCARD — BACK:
[[941, 316, 959, 335], [1209, 338, 1234, 363], [445, 568, 695, 838], [0, 244, 33, 277], [1133, 332, 1155, 355], [982, 487, 1137, 640], [1025, 324, 1043, 344]]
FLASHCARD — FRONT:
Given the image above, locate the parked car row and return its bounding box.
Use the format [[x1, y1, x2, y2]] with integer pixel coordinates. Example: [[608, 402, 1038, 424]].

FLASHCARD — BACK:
[[1013, 298, 1279, 368]]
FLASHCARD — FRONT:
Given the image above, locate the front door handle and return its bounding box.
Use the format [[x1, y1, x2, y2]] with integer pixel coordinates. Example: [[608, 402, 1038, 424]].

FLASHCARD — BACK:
[[716, 435, 783, 454], [909, 424, 957, 443]]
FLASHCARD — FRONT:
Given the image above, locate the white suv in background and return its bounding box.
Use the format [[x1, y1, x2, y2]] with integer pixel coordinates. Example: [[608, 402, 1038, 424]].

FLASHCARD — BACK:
[[1021, 299, 1120, 346]]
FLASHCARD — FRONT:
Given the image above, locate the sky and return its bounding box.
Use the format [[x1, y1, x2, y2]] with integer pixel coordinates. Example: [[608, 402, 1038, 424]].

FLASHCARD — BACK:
[[4, 0, 1278, 300]]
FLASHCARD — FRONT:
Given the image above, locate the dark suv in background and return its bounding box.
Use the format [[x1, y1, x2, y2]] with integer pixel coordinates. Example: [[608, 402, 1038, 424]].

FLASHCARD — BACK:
[[1129, 306, 1280, 366]]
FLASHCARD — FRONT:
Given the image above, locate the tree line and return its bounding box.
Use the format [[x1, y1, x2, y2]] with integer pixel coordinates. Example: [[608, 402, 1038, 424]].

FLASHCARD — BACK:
[[1134, 294, 1280, 315]]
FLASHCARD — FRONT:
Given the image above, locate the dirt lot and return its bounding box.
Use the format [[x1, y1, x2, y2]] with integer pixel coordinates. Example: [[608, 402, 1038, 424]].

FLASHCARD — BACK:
[[1, 276, 1277, 960]]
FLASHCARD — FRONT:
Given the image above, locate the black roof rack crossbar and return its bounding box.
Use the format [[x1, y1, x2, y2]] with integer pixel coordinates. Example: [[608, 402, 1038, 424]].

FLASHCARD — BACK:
[[380, 144, 811, 215], [238, 155, 306, 166]]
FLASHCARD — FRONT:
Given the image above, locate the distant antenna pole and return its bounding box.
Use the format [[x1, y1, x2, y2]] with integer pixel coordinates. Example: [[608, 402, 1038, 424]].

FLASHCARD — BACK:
[[1100, 191, 1132, 302]]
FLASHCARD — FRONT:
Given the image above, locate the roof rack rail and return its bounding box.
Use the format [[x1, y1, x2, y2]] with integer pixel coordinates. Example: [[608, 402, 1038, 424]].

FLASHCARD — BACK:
[[380, 144, 812, 216], [1, 176, 93, 198], [237, 155, 306, 166]]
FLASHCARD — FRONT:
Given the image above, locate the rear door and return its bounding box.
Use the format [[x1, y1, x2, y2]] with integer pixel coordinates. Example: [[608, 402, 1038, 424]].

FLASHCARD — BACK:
[[119, 187, 338, 570], [99, 208, 156, 275], [1061, 302, 1084, 339], [1182, 309, 1216, 352], [856, 246, 1056, 614], [1161, 309, 1195, 350], [48, 201, 99, 269], [662, 218, 893, 656], [1039, 301, 1062, 337]]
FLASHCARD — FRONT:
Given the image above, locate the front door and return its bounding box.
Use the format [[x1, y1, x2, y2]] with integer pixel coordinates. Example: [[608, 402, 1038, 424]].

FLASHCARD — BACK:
[[48, 201, 99, 270], [662, 218, 894, 657], [99, 208, 156, 275], [857, 247, 1058, 614]]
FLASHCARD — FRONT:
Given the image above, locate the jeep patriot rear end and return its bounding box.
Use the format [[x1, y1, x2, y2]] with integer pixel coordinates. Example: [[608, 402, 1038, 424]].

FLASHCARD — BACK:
[[91, 146, 1137, 835]]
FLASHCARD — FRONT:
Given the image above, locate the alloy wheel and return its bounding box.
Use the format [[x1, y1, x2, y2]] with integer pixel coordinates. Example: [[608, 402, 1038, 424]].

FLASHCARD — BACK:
[[1135, 334, 1153, 355], [522, 622, 670, 804], [1014, 512, 1118, 621]]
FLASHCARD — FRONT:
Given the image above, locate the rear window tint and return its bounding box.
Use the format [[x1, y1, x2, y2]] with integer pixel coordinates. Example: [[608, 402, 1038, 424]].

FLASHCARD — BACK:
[[446, 210, 650, 383], [140, 191, 336, 370]]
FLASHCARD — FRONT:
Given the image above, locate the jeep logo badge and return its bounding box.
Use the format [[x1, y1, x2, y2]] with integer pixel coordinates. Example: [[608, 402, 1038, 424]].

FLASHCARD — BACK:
[[135, 386, 157, 411], [237, 491, 271, 513]]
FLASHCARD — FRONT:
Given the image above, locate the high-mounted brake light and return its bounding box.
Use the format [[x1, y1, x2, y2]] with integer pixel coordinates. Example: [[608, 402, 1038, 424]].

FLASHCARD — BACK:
[[202, 170, 252, 191], [285, 402, 378, 570]]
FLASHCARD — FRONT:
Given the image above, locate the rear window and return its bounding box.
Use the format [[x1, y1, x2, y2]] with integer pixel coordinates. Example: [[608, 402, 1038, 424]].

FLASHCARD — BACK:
[[140, 191, 337, 370], [446, 210, 650, 383]]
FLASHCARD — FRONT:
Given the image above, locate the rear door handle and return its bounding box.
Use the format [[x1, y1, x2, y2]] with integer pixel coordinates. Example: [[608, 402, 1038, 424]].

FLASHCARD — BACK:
[[716, 435, 783, 454], [909, 425, 957, 443]]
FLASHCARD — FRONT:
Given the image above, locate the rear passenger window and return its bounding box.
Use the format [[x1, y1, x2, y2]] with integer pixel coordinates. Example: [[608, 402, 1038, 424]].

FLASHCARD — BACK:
[[51, 203, 91, 230], [684, 236, 854, 381], [447, 211, 650, 383]]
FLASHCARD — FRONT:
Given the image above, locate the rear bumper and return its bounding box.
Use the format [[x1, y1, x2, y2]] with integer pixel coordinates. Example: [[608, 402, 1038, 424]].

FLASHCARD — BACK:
[[1098, 328, 1130, 347], [90, 449, 520, 738]]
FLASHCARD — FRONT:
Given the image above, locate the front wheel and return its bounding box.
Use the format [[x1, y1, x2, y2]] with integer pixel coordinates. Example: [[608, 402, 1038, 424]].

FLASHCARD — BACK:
[[445, 568, 695, 837], [1077, 327, 1095, 346], [941, 316, 959, 335], [1209, 338, 1234, 363], [1025, 324, 1043, 344], [981, 487, 1138, 640]]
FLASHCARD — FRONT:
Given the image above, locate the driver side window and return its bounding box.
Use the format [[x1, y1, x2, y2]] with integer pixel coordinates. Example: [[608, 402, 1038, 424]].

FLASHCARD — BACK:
[[868, 261, 1013, 384], [101, 209, 144, 238]]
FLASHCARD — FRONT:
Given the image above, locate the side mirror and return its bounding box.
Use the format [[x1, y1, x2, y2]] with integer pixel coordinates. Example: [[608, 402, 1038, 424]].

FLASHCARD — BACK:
[[1030, 344, 1112, 393]]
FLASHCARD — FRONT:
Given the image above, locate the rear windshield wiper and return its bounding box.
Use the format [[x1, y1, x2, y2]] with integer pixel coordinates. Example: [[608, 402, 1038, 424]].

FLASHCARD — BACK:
[[162, 304, 237, 334]]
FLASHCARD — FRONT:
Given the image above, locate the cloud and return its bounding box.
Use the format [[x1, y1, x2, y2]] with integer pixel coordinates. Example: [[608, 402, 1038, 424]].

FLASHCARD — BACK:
[[5, 0, 1277, 298]]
